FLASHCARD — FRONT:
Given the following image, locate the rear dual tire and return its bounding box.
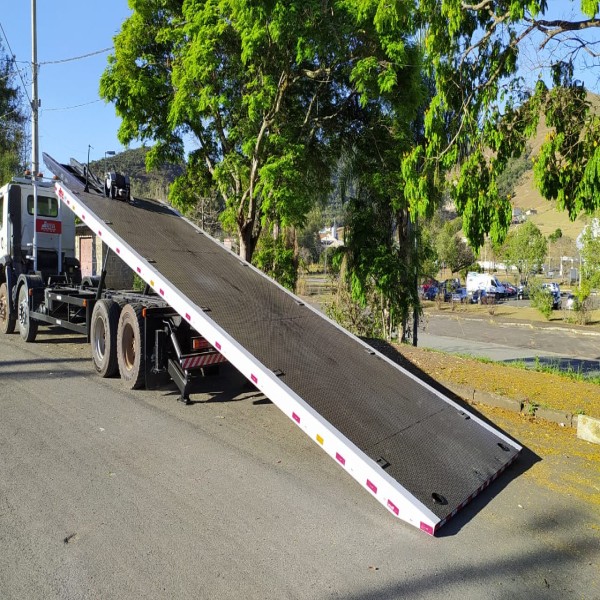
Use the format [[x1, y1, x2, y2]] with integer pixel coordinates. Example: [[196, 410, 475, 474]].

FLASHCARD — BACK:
[[90, 301, 146, 390], [116, 303, 145, 390], [90, 299, 121, 377]]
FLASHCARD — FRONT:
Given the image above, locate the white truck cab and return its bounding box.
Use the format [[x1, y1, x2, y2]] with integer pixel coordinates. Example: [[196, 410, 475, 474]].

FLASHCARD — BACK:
[[0, 177, 76, 273]]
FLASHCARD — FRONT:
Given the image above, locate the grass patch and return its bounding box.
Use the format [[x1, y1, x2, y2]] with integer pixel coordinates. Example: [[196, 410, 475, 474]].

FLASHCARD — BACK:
[[449, 350, 600, 384]]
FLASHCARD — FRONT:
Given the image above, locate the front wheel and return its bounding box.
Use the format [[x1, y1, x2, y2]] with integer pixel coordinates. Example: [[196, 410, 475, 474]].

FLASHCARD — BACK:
[[90, 299, 121, 377], [0, 282, 16, 334], [17, 284, 38, 342], [116, 303, 145, 389]]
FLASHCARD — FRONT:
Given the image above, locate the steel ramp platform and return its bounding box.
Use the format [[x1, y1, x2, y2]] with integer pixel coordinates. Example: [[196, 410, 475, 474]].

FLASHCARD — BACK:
[[44, 153, 521, 535]]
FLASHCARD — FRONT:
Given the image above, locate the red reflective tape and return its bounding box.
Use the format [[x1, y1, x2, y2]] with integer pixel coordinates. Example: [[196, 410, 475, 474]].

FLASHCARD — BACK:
[[366, 479, 377, 494], [387, 500, 399, 516], [420, 522, 434, 536], [336, 453, 346, 466], [181, 353, 227, 369], [116, 247, 120, 254], [215, 341, 221, 350], [185, 313, 191, 321], [81, 214, 86, 220], [137, 267, 141, 273], [251, 374, 258, 384], [159, 289, 165, 296], [292, 412, 300, 424], [98, 230, 102, 237]]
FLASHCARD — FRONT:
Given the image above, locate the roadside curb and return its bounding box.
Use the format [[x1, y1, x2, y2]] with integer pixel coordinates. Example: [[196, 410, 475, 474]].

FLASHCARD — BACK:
[[444, 382, 588, 433]]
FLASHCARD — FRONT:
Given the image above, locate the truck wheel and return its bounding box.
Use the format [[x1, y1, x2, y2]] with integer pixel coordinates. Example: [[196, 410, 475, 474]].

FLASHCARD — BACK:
[[17, 284, 38, 342], [91, 299, 120, 377], [0, 283, 16, 334], [117, 303, 145, 389]]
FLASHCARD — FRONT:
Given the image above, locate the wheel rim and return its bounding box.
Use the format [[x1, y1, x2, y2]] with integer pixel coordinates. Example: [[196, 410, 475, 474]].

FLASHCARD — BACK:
[[122, 322, 136, 370], [18, 291, 28, 328], [93, 317, 106, 359]]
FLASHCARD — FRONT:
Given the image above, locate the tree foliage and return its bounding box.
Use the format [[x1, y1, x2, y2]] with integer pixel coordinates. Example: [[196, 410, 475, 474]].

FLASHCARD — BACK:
[[435, 218, 476, 274], [578, 218, 600, 289], [100, 0, 384, 261], [0, 45, 27, 182], [398, 1, 600, 250], [499, 220, 548, 282]]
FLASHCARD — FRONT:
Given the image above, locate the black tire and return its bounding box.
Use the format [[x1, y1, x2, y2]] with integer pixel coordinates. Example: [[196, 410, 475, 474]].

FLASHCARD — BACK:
[[0, 282, 16, 334], [117, 303, 145, 389], [17, 284, 38, 342], [90, 299, 121, 377]]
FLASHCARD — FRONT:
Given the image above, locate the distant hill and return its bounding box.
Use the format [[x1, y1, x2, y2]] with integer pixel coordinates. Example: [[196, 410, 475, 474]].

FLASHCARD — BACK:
[[89, 146, 184, 201]]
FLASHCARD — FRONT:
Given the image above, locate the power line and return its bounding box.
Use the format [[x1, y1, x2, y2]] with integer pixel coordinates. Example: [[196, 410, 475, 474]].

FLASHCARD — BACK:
[[42, 99, 104, 112], [39, 47, 113, 65]]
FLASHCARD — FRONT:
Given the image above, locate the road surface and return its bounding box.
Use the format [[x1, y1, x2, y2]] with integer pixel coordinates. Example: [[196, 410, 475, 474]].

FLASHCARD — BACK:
[[1, 329, 599, 599], [419, 312, 600, 377]]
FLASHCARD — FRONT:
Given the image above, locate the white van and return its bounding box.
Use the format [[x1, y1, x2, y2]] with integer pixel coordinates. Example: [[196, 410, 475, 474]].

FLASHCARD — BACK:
[[466, 272, 506, 296]]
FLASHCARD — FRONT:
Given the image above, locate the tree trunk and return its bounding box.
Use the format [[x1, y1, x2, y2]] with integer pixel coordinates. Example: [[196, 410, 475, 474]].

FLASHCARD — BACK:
[[238, 222, 258, 263]]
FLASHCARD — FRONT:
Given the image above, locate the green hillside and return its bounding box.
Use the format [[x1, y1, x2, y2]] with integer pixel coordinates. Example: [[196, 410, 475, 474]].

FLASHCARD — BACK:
[[509, 93, 600, 240], [89, 146, 183, 201]]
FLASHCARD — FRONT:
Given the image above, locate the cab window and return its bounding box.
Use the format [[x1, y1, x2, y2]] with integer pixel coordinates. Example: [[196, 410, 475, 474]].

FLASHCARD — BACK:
[[0, 195, 4, 228], [27, 194, 58, 218]]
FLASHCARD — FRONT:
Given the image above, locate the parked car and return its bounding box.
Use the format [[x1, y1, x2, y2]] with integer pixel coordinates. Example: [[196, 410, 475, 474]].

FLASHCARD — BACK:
[[502, 282, 517, 296], [543, 282, 560, 295], [541, 283, 561, 309], [517, 285, 529, 300], [422, 285, 439, 301], [451, 287, 468, 303]]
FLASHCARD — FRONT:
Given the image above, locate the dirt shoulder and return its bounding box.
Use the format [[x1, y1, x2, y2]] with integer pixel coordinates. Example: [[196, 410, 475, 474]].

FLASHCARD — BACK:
[[416, 302, 600, 418], [398, 343, 599, 418]]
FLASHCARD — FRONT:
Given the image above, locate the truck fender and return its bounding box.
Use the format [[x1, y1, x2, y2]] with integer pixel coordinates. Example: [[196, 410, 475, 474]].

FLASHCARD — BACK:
[[15, 274, 45, 307]]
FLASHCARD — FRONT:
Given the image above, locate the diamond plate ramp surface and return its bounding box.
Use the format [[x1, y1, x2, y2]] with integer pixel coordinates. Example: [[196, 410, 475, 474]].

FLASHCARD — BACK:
[[70, 190, 520, 523]]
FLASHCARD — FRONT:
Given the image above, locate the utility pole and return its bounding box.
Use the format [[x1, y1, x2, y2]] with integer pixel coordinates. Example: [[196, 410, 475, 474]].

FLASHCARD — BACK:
[[31, 0, 39, 272]]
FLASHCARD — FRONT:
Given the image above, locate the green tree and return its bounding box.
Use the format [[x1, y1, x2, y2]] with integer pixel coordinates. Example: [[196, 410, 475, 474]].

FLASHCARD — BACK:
[[499, 221, 548, 283], [435, 218, 475, 275], [0, 46, 27, 182], [397, 1, 600, 251], [100, 1, 374, 262], [579, 218, 600, 289], [548, 228, 563, 243]]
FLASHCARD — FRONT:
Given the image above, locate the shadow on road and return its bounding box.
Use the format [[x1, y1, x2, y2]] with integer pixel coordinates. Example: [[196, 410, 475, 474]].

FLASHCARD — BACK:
[[504, 355, 600, 376], [340, 506, 599, 600]]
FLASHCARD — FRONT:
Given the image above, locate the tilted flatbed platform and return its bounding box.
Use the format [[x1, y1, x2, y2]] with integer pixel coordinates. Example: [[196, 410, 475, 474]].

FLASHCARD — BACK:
[[44, 153, 521, 535]]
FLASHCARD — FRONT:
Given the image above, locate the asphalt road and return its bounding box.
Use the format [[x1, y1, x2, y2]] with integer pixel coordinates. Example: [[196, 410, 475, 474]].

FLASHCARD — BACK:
[[1, 329, 599, 600], [419, 312, 600, 376]]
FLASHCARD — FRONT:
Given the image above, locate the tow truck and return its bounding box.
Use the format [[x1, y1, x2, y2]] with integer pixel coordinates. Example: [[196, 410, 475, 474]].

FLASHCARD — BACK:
[[0, 154, 521, 535], [0, 162, 224, 400]]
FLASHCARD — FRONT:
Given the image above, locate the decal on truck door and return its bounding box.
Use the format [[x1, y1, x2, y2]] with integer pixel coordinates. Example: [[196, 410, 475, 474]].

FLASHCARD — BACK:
[[36, 219, 62, 234]]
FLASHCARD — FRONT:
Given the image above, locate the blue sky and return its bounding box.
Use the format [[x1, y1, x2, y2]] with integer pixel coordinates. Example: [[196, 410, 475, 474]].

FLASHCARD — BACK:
[[1, 1, 133, 168]]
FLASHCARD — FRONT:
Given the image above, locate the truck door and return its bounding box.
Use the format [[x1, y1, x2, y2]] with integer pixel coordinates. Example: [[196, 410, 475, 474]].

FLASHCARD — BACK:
[[23, 191, 62, 251], [7, 185, 22, 260]]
